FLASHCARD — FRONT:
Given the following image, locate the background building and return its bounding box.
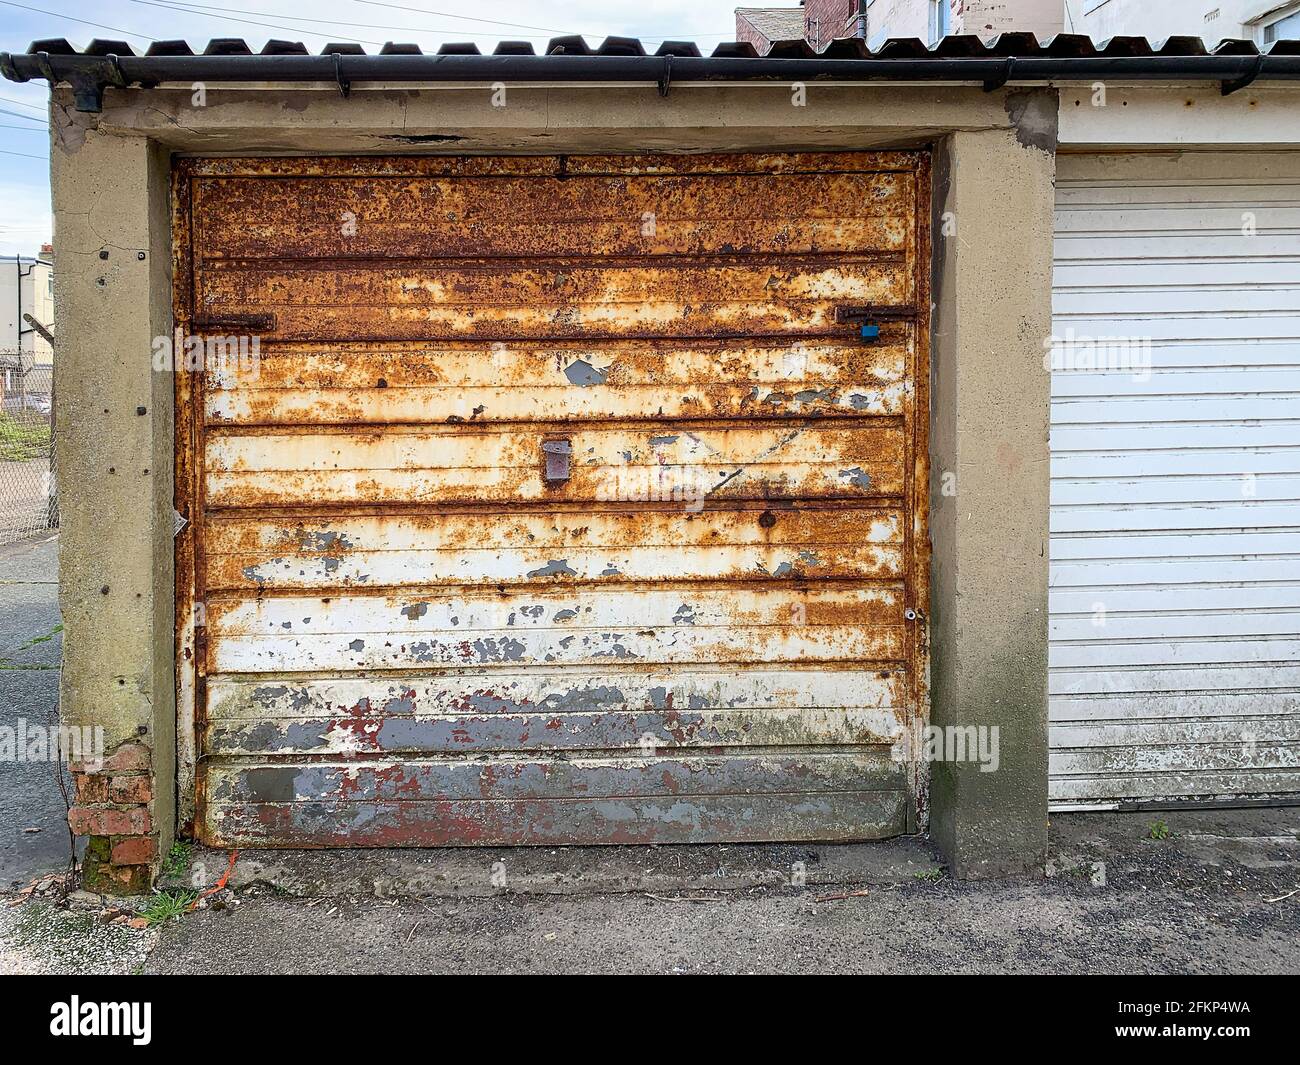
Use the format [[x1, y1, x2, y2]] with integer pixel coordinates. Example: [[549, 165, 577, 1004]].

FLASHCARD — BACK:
[[735, 0, 1300, 49], [0, 246, 53, 366], [735, 7, 808, 51], [0, 244, 54, 417], [0, 243, 55, 545], [1075, 1, 1300, 44]]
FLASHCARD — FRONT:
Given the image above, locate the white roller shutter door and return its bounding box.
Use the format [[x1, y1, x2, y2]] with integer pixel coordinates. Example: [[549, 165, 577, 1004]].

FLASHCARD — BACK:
[[1050, 152, 1300, 809]]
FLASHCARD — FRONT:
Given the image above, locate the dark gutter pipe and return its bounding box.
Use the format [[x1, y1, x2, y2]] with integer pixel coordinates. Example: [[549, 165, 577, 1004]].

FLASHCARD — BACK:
[[13, 256, 21, 352], [4, 51, 1300, 111], [14, 255, 51, 349]]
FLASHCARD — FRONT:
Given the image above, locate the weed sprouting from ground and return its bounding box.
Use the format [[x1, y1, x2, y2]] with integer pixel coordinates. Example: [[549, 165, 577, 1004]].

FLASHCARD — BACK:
[[140, 890, 198, 926]]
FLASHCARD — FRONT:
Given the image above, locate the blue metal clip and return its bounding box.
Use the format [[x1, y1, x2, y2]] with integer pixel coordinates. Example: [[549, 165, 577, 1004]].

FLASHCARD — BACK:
[[836, 304, 914, 343]]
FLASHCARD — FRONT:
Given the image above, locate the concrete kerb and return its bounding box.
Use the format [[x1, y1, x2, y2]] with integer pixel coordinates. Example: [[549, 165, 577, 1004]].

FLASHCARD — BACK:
[[160, 840, 946, 899]]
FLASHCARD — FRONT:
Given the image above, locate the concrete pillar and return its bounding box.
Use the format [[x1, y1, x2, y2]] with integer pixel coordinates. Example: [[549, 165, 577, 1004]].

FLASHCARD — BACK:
[[927, 100, 1057, 878], [51, 128, 174, 892]]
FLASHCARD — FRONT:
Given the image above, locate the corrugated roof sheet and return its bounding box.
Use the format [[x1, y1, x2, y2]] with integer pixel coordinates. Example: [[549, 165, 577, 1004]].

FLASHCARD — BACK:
[[22, 33, 1300, 60]]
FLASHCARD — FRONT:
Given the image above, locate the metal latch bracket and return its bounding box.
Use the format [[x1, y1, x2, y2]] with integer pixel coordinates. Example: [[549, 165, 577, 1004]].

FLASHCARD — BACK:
[[191, 313, 277, 332], [835, 304, 917, 345], [542, 438, 572, 484]]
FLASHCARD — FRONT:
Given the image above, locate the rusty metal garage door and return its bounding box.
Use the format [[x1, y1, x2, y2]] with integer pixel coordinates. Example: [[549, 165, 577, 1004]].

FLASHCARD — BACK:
[[173, 152, 931, 848]]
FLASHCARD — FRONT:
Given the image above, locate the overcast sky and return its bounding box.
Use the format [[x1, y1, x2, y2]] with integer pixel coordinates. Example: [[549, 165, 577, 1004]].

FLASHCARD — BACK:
[[0, 0, 746, 256]]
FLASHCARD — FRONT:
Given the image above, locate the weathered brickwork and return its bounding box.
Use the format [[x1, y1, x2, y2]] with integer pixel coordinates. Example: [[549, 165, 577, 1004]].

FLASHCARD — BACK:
[[69, 741, 157, 895]]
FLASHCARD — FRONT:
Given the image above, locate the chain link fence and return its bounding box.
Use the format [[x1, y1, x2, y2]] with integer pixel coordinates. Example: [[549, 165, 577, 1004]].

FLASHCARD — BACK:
[[0, 360, 57, 545]]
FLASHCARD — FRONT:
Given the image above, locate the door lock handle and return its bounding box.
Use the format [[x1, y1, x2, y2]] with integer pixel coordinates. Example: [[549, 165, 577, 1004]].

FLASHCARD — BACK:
[[542, 438, 572, 484]]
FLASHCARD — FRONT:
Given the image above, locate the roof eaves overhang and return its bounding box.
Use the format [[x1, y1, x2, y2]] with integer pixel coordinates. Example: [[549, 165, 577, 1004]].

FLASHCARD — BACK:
[[3, 34, 1300, 112]]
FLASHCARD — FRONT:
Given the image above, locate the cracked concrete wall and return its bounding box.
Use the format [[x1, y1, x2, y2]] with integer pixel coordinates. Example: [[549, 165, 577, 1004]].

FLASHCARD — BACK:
[[52, 127, 175, 863], [51, 80, 1055, 876]]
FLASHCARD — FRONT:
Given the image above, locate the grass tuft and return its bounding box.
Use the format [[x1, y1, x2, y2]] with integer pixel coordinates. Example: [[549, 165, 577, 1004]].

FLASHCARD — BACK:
[[139, 889, 198, 926]]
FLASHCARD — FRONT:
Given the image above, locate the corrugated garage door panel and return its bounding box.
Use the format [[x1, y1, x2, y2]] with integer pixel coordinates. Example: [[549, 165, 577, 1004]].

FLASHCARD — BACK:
[[1049, 152, 1300, 808], [202, 426, 907, 506], [177, 152, 931, 846], [206, 339, 910, 424]]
